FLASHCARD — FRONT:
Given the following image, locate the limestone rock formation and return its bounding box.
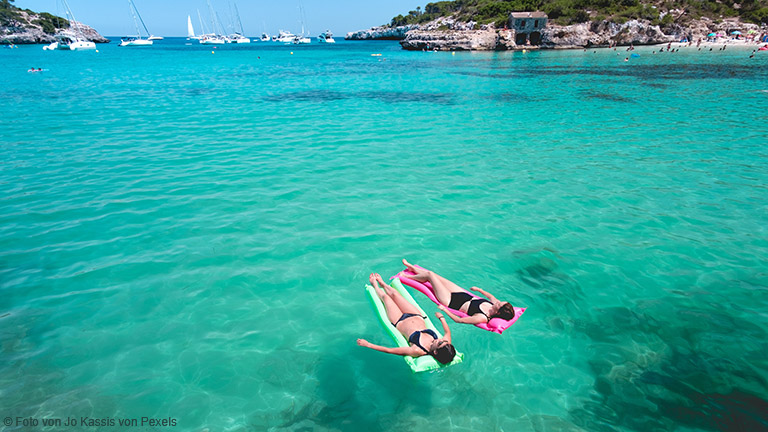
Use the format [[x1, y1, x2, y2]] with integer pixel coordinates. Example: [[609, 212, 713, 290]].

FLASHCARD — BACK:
[[1, 9, 108, 44], [348, 14, 764, 51], [400, 27, 500, 50], [345, 25, 417, 40]]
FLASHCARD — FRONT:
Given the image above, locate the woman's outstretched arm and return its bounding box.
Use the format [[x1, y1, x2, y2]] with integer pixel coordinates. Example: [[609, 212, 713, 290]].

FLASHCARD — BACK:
[[437, 305, 487, 325], [470, 286, 499, 303], [357, 339, 421, 357], [435, 312, 452, 343]]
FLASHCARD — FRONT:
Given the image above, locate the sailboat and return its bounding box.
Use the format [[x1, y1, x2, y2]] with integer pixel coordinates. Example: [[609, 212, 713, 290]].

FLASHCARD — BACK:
[[199, 1, 226, 45], [119, 0, 153, 46], [46, 0, 96, 50], [293, 2, 311, 44], [225, 3, 250, 43], [186, 15, 200, 40]]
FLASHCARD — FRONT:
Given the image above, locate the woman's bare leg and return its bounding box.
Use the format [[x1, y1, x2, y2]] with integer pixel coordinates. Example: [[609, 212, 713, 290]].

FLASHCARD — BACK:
[[371, 273, 403, 324], [402, 259, 465, 305], [375, 274, 421, 316]]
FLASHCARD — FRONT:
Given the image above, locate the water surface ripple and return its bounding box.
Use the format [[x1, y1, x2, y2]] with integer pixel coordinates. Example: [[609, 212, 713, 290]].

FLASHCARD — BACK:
[[1, 39, 767, 431]]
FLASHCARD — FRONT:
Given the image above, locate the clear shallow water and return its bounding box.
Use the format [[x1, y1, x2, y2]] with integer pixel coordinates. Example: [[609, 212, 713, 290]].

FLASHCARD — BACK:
[[1, 39, 768, 431]]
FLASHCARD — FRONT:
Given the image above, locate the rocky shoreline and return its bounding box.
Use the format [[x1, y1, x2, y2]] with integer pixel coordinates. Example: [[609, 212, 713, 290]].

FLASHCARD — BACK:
[[1, 9, 109, 44], [347, 16, 765, 51]]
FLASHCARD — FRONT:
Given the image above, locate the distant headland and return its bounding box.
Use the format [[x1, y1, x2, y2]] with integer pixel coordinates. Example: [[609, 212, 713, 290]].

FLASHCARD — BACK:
[[1, 2, 108, 44], [346, 0, 768, 50]]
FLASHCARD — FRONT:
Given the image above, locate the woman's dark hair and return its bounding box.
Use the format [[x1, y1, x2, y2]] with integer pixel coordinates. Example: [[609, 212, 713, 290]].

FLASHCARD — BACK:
[[493, 302, 515, 320], [432, 344, 456, 364]]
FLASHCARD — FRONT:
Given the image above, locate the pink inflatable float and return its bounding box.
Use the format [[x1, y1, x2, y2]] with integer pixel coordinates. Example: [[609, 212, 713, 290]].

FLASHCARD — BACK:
[[392, 266, 526, 334]]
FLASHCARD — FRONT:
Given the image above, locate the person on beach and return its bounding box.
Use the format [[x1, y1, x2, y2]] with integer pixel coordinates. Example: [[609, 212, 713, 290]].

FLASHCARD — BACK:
[[357, 273, 457, 364], [401, 259, 516, 325]]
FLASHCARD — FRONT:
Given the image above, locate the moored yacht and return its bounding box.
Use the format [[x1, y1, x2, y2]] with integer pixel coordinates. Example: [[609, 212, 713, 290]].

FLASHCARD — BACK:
[[226, 34, 250, 43], [293, 35, 311, 44], [200, 34, 226, 44], [118, 0, 153, 47], [276, 30, 295, 43], [225, 4, 250, 43], [56, 33, 96, 50], [119, 36, 152, 47], [45, 0, 95, 51], [317, 30, 335, 43]]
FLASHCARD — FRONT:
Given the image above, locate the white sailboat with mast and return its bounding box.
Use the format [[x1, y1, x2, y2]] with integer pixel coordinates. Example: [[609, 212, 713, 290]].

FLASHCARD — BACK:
[[199, 0, 225, 44], [186, 15, 200, 40], [48, 0, 96, 50], [119, 0, 153, 46], [293, 2, 310, 44], [225, 3, 250, 43]]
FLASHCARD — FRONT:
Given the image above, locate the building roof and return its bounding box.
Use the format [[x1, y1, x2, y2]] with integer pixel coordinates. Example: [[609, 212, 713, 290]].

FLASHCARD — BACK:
[[510, 12, 548, 19]]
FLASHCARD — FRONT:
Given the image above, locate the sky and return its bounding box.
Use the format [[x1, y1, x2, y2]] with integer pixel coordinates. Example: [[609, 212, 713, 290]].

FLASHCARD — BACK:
[[16, 0, 425, 37]]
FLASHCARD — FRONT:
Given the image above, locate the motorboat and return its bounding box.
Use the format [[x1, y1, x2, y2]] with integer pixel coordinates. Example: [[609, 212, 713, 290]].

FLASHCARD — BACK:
[[317, 30, 335, 43], [260, 33, 270, 41], [293, 35, 311, 44], [276, 30, 296, 43]]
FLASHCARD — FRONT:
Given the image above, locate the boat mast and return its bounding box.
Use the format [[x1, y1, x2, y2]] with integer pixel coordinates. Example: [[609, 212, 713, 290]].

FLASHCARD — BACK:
[[60, 0, 85, 39], [129, 0, 151, 38], [197, 9, 208, 36], [207, 0, 218, 36], [234, 3, 245, 36]]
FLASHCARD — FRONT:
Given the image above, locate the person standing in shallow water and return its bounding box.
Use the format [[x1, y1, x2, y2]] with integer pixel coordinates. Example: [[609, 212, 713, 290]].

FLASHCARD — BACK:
[[401, 259, 516, 325], [357, 273, 456, 364]]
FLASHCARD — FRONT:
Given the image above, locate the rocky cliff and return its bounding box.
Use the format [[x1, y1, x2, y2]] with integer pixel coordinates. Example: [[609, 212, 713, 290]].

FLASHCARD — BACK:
[[348, 15, 763, 50], [345, 25, 419, 40], [1, 9, 109, 44]]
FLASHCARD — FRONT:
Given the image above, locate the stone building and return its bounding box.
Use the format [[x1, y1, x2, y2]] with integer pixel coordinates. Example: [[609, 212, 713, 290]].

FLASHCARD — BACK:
[[508, 12, 548, 45]]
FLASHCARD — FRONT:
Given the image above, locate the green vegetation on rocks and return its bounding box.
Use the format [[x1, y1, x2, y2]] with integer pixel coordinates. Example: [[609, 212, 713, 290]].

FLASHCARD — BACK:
[[389, 0, 768, 28], [1, 0, 69, 34]]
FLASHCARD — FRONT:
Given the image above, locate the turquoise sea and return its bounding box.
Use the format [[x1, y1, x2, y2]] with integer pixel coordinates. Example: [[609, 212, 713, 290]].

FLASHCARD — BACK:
[[2, 38, 767, 431]]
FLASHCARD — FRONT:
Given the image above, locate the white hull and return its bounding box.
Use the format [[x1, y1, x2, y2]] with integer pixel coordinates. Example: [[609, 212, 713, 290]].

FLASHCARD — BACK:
[[317, 31, 335, 43], [200, 37, 225, 44], [226, 35, 251, 43], [59, 40, 96, 50], [43, 42, 59, 50], [276, 30, 296, 43], [148, 35, 163, 40], [119, 38, 153, 47], [293, 36, 311, 44]]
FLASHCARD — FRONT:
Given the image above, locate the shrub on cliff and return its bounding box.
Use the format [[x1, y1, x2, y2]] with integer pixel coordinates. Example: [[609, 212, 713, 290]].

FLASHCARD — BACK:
[[32, 12, 69, 34], [389, 0, 768, 27]]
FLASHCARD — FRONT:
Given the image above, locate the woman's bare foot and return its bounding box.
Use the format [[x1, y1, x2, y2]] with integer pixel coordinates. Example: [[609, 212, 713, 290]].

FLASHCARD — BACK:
[[402, 259, 418, 274], [374, 273, 395, 295], [375, 273, 388, 287]]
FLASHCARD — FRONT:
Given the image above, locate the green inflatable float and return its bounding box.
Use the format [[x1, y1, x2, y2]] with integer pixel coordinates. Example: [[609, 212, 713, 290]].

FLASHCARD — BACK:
[[365, 277, 464, 373]]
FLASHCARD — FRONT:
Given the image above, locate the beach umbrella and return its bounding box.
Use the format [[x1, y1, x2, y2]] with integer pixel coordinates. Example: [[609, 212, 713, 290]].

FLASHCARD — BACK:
[[707, 32, 716, 37], [747, 29, 757, 34], [731, 30, 742, 35]]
